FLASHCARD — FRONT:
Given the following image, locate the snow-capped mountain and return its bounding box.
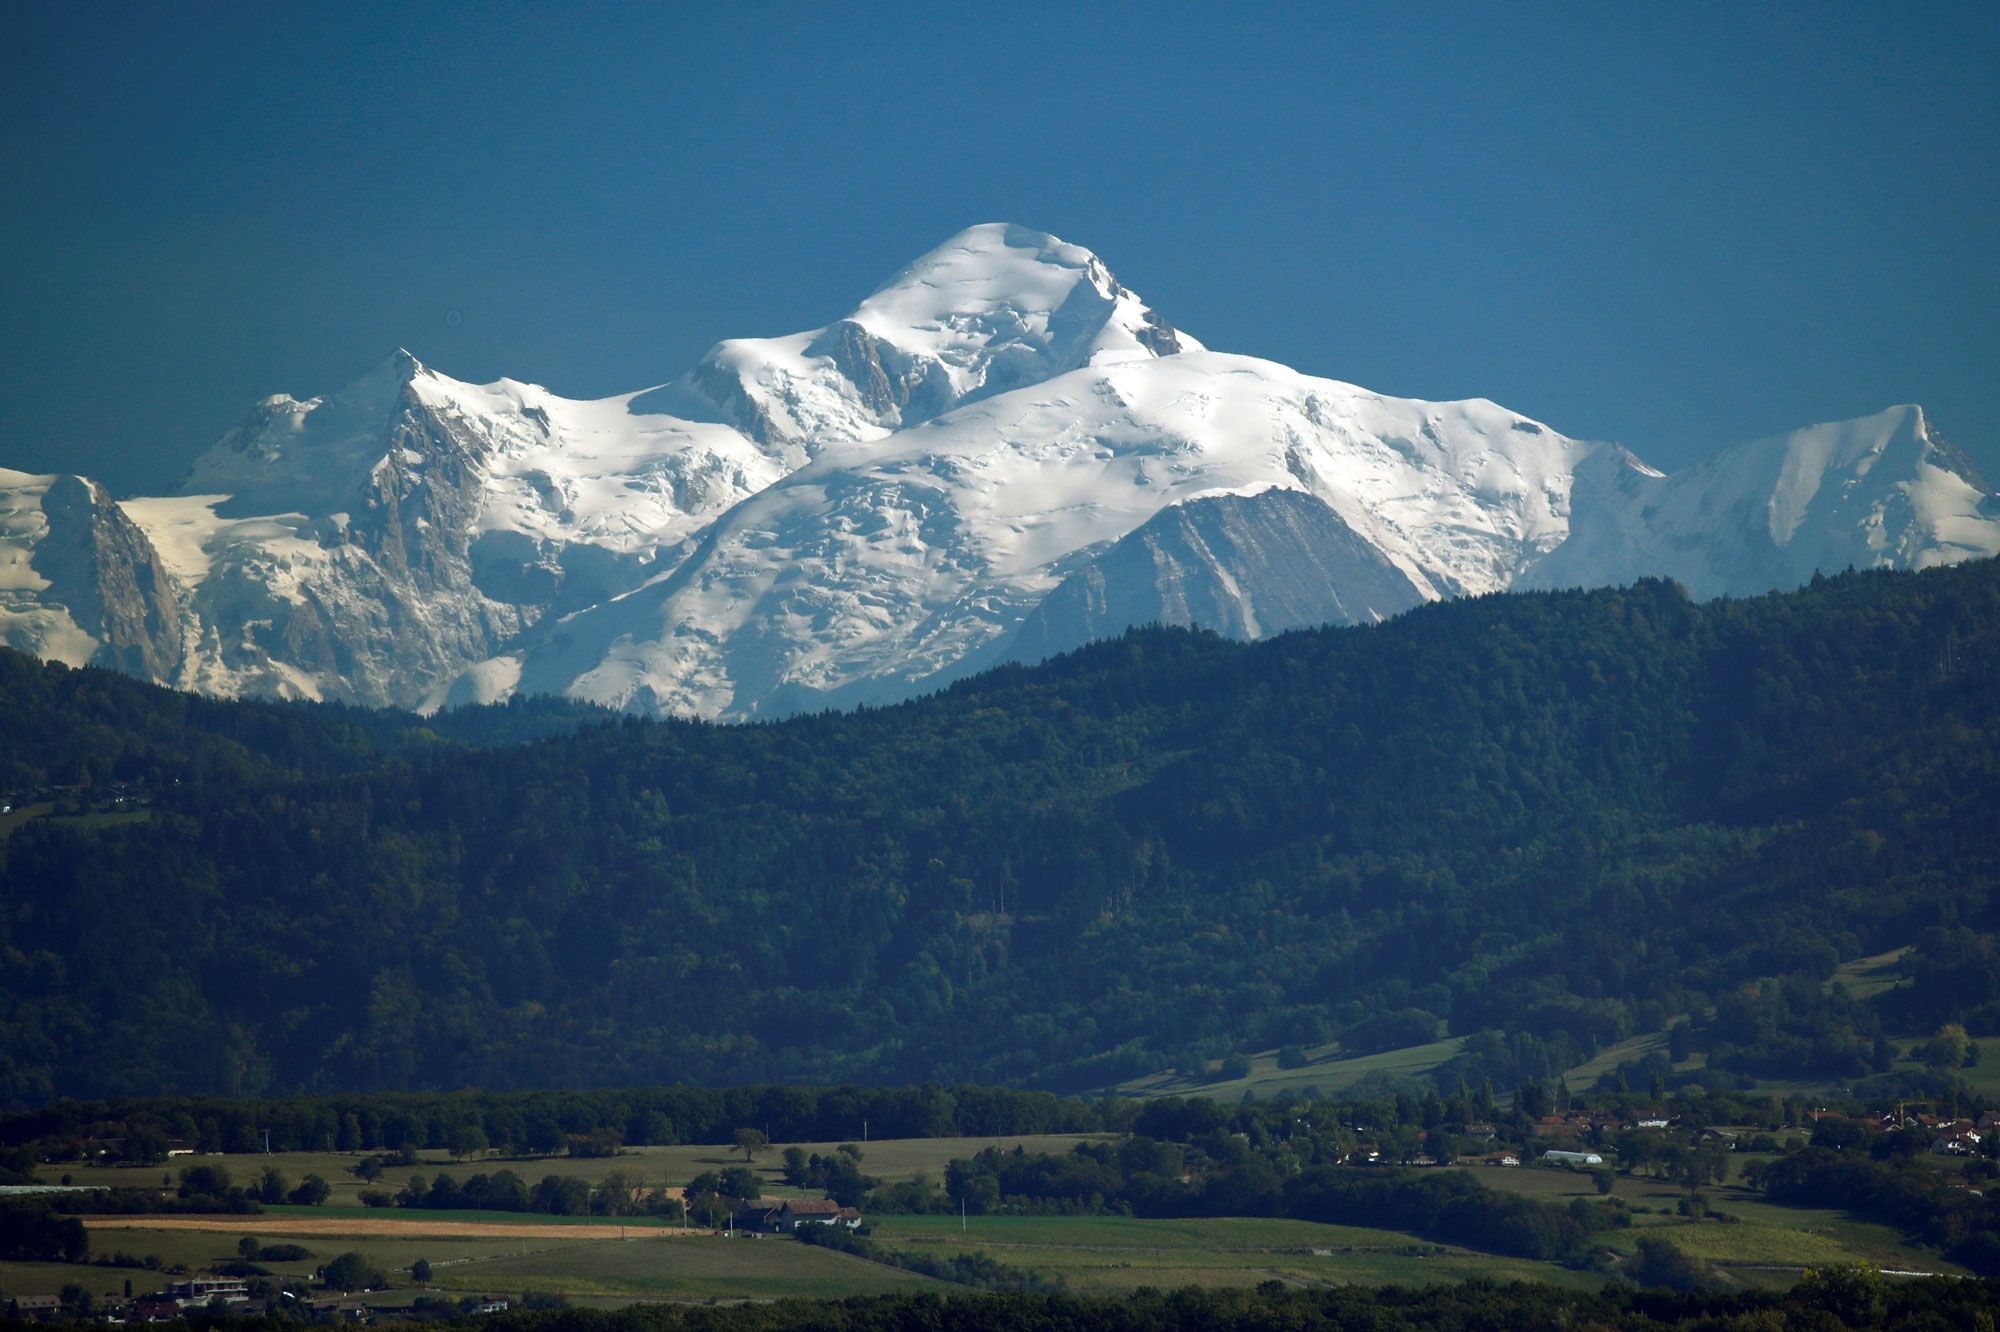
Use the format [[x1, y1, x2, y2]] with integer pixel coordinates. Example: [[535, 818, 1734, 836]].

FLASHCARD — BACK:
[[682, 222, 1198, 453], [496, 351, 1594, 718], [1516, 405, 2000, 598], [136, 346, 789, 704], [2, 223, 1995, 717]]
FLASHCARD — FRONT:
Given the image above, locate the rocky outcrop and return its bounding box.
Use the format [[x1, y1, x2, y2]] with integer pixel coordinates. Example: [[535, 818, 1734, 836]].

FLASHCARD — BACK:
[[1006, 488, 1428, 666], [31, 475, 185, 678]]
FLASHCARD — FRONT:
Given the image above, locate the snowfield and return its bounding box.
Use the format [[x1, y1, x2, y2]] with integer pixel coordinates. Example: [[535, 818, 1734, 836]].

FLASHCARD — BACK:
[[3, 223, 1996, 717]]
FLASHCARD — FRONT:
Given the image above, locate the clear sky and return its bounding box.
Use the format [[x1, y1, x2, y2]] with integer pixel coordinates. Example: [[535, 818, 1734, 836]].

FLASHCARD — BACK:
[[4, 1, 1996, 493]]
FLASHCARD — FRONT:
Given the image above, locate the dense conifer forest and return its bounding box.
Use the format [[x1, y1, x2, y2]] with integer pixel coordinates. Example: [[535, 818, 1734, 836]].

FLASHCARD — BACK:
[[2, 560, 1996, 1104]]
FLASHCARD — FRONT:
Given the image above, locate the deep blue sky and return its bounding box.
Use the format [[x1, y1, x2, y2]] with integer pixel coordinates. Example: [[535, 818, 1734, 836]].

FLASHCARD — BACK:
[[4, 2, 1996, 493]]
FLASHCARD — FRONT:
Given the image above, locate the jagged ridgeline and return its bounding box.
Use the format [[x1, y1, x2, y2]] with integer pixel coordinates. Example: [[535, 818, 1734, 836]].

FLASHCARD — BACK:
[[3, 225, 1996, 722], [0, 559, 1996, 1104]]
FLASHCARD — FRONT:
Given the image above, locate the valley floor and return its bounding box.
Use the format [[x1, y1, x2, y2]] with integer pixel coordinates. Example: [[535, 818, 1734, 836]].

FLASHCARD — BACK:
[[8, 1138, 1962, 1307]]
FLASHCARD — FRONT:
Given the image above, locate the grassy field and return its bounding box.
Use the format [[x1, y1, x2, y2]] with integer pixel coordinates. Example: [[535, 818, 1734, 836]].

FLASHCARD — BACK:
[[38, 1134, 1110, 1209], [1469, 1160, 1958, 1278], [14, 1136, 1961, 1302], [5, 1221, 612, 1304], [0, 1260, 166, 1299], [0, 802, 153, 843], [424, 1233, 935, 1302], [1115, 1038, 1468, 1103], [1599, 1196, 1959, 1276], [866, 1213, 1601, 1293], [12, 1180, 1954, 1304], [1828, 946, 1912, 1002], [1562, 1030, 1673, 1089]]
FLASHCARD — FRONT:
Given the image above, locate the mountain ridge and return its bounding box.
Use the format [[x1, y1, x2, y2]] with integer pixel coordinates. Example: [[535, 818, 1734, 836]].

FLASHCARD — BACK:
[[2, 224, 1994, 717]]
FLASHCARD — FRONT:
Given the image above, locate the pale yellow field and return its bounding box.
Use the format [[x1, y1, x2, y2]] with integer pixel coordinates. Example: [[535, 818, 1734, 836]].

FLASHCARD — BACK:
[[82, 1215, 684, 1242]]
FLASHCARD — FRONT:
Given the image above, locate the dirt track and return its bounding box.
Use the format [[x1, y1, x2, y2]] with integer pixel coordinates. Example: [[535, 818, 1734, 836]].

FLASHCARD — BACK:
[[82, 1215, 686, 1241]]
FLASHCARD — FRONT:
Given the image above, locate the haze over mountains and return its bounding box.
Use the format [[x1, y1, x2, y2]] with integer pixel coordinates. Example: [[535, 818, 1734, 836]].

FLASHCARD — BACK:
[[3, 223, 1995, 719]]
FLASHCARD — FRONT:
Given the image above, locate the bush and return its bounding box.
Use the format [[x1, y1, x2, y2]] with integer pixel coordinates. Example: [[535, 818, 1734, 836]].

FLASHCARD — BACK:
[[0, 1202, 88, 1263], [321, 1252, 389, 1291], [1624, 1236, 1715, 1290]]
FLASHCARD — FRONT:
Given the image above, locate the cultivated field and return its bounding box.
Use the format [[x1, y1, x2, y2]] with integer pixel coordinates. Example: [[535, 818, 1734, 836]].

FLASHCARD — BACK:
[[422, 1233, 936, 1302], [83, 1215, 686, 1242], [9, 1136, 1964, 1305]]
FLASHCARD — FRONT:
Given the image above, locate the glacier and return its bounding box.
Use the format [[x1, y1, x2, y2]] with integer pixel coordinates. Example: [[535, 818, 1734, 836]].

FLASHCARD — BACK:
[[2, 222, 1995, 719]]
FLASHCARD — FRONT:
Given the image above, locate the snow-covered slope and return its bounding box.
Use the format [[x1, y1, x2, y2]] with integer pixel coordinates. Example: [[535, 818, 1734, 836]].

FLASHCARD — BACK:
[[1517, 406, 2000, 598], [500, 350, 1592, 718], [0, 468, 184, 675], [117, 349, 790, 705], [3, 222, 1995, 716], [680, 222, 1199, 453], [1005, 487, 1427, 666]]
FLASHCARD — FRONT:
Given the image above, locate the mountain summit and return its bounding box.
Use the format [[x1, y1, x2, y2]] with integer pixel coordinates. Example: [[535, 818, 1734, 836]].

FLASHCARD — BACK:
[[3, 226, 1995, 716], [682, 223, 1197, 454]]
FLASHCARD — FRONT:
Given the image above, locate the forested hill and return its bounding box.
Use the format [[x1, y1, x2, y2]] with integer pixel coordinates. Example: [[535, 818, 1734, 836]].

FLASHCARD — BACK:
[[2, 561, 1997, 1106], [0, 646, 610, 791]]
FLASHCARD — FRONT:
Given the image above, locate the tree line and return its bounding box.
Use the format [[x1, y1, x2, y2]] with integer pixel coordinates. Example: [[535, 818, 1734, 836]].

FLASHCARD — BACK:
[[1, 560, 1997, 1103], [3, 1085, 1096, 1163]]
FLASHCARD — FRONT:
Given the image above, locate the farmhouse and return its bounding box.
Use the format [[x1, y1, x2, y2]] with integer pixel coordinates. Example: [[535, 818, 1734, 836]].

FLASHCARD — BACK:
[[1932, 1127, 1982, 1156], [732, 1198, 787, 1231], [776, 1198, 856, 1230], [734, 1197, 863, 1232]]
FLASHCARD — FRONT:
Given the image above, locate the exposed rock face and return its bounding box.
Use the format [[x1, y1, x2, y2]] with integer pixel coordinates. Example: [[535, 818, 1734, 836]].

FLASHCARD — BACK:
[[32, 475, 185, 678], [1006, 488, 1428, 666], [162, 363, 532, 705], [802, 320, 950, 426]]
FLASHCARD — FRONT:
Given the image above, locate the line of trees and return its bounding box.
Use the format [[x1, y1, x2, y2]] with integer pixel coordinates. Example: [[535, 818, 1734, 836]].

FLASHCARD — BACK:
[[7, 1084, 1098, 1162]]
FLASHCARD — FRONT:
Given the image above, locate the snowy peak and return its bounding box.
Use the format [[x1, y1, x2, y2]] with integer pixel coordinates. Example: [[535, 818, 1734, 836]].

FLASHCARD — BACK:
[[686, 223, 1196, 450], [844, 222, 1197, 374], [1521, 405, 2000, 598], [177, 348, 465, 514], [5, 225, 1996, 720], [1744, 403, 1927, 545]]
